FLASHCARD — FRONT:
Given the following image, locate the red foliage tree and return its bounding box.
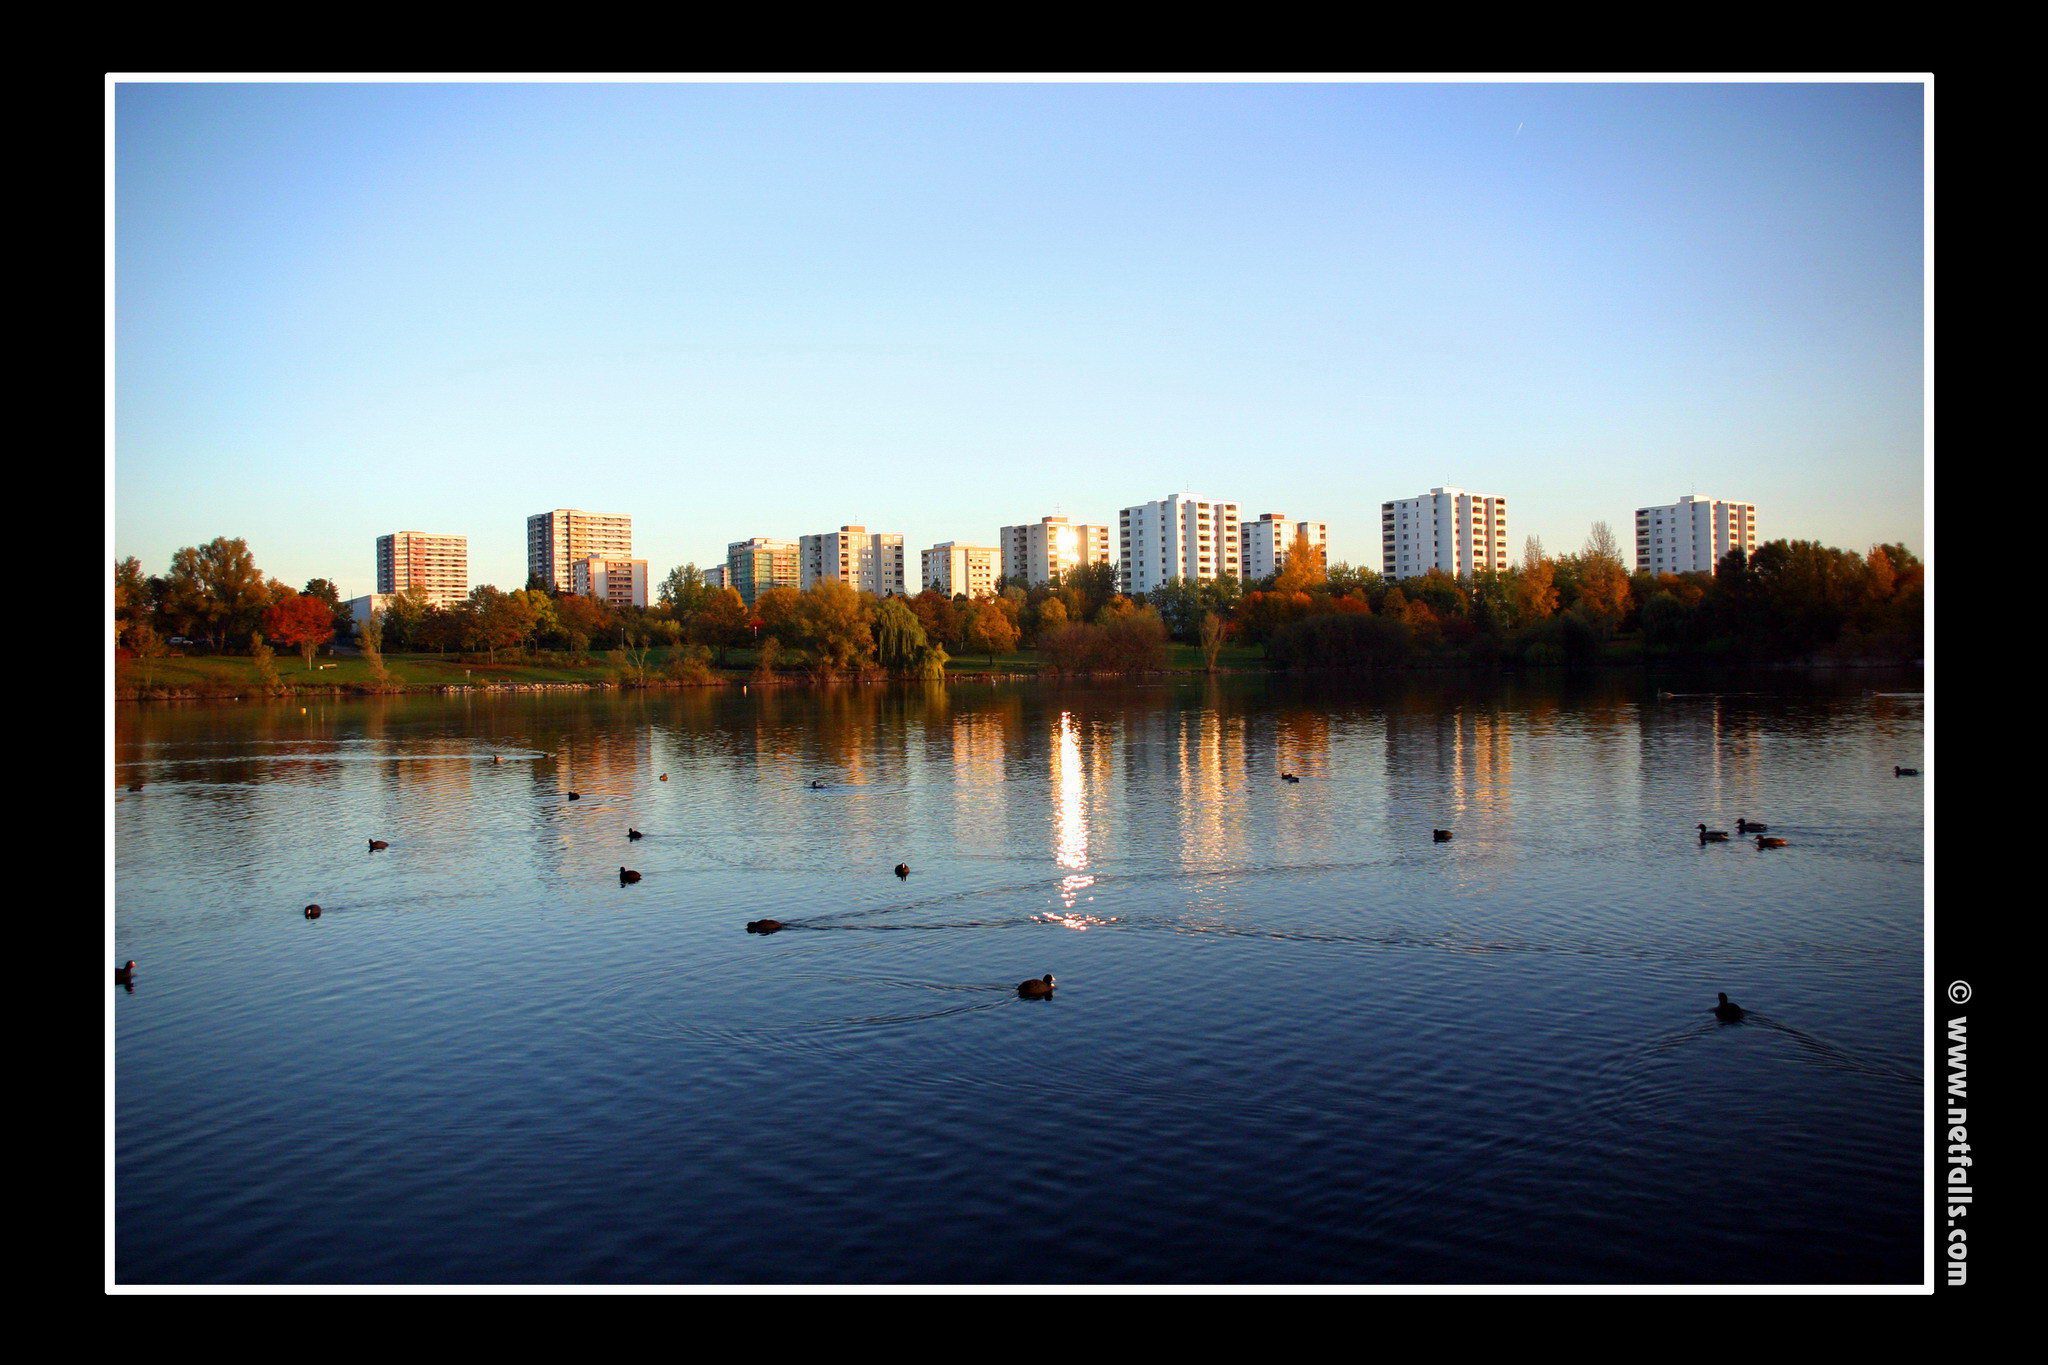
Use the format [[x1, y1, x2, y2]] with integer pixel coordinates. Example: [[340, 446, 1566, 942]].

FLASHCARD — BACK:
[[263, 593, 337, 670]]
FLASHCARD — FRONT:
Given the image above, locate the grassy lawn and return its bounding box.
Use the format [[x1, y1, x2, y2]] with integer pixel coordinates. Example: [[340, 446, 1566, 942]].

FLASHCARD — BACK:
[[119, 650, 654, 693], [120, 641, 1273, 694]]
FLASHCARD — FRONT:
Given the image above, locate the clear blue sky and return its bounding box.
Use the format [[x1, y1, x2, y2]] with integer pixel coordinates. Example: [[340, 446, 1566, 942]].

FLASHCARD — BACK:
[[115, 80, 1925, 598]]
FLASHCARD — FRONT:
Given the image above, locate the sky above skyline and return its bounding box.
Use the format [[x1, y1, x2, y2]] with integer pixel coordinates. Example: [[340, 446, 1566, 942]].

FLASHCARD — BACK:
[[115, 80, 1925, 598]]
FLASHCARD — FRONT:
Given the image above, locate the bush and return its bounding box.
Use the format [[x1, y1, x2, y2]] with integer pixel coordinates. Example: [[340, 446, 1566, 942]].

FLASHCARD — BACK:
[[1267, 613, 1411, 670]]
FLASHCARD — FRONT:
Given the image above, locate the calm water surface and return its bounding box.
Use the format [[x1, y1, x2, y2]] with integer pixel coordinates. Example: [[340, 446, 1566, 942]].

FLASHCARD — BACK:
[[114, 675, 1925, 1284]]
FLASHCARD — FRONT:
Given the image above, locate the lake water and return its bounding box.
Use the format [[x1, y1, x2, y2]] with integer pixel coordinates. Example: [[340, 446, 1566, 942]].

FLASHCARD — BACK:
[[113, 674, 1926, 1285]]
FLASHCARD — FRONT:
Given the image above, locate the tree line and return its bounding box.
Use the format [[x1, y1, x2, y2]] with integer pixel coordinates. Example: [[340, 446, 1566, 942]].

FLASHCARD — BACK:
[[116, 522, 1921, 686]]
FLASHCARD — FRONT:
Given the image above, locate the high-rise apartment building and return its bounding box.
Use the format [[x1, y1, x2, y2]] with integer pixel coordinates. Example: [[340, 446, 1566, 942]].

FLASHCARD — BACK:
[[527, 509, 633, 591], [996, 516, 1113, 587], [920, 542, 1000, 598], [375, 532, 469, 606], [1118, 494, 1242, 596], [1634, 496, 1758, 575], [1380, 487, 1509, 579], [703, 565, 728, 592], [1239, 514, 1329, 582], [798, 526, 906, 596], [725, 537, 800, 606], [569, 554, 648, 608]]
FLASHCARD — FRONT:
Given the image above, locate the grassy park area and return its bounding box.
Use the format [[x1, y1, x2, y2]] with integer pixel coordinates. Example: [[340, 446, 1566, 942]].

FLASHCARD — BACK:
[[118, 642, 1272, 698]]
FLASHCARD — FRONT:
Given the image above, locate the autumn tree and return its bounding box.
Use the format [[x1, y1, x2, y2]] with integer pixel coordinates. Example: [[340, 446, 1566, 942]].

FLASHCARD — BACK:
[[792, 581, 874, 675], [1272, 527, 1327, 593], [263, 593, 338, 669], [965, 599, 1020, 664], [696, 586, 751, 665]]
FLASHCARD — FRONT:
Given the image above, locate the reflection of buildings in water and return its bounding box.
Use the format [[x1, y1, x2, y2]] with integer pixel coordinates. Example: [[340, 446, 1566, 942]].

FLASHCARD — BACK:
[[1039, 708, 1111, 929], [1268, 705, 1337, 857], [940, 699, 1014, 850], [1665, 698, 1762, 807], [1383, 703, 1513, 820], [1172, 702, 1250, 866], [535, 723, 655, 863], [1273, 707, 1333, 779]]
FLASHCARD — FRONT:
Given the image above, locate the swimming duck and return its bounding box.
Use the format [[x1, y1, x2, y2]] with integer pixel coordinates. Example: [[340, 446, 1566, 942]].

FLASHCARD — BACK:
[[1735, 819, 1768, 834], [1755, 835, 1787, 849], [1281, 773, 1299, 783], [1894, 766, 1920, 777], [492, 755, 503, 764], [303, 904, 322, 919], [368, 839, 389, 851], [619, 867, 642, 884], [1697, 824, 1730, 842], [567, 792, 581, 800], [660, 774, 669, 781], [114, 960, 135, 986], [126, 783, 143, 793], [810, 780, 825, 790], [746, 919, 785, 934], [1017, 974, 1056, 998], [1713, 991, 1745, 1022], [628, 828, 643, 840], [1432, 829, 1453, 842], [894, 863, 910, 877]]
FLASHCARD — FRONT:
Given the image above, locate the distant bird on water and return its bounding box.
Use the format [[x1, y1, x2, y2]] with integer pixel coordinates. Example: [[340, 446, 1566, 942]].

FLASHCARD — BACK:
[[627, 828, 643, 840], [1432, 829, 1453, 842], [894, 862, 910, 877], [114, 961, 135, 987], [567, 792, 581, 800], [126, 782, 143, 792], [368, 839, 388, 851], [1713, 992, 1746, 1022], [1895, 766, 1920, 777], [619, 867, 641, 884], [746, 919, 785, 934], [303, 904, 322, 919], [1755, 835, 1788, 849], [1281, 773, 1300, 783], [1735, 818, 1768, 834], [1697, 824, 1730, 842], [1017, 974, 1056, 998], [659, 774, 668, 781], [492, 755, 503, 764]]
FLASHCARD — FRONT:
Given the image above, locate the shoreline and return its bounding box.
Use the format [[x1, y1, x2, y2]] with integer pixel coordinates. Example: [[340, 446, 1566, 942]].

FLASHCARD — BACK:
[[113, 656, 1922, 704]]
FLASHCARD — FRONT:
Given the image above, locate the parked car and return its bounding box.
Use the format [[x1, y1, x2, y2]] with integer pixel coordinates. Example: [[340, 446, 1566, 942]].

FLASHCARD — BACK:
[[167, 636, 194, 646]]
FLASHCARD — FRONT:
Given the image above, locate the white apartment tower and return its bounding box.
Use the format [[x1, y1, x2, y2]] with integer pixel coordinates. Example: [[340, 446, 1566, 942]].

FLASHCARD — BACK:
[[528, 509, 633, 592], [1380, 487, 1509, 580], [799, 526, 907, 596], [569, 554, 649, 608], [1635, 495, 1757, 574], [1118, 494, 1242, 596], [375, 532, 469, 606], [996, 516, 1113, 587], [1239, 514, 1329, 582], [921, 542, 1000, 598]]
